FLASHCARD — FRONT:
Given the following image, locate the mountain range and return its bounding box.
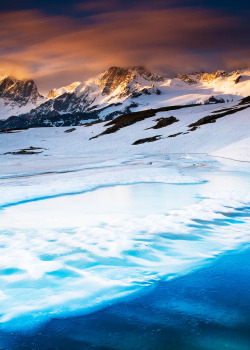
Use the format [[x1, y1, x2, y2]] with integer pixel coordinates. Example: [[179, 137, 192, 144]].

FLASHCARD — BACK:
[[0, 66, 249, 131]]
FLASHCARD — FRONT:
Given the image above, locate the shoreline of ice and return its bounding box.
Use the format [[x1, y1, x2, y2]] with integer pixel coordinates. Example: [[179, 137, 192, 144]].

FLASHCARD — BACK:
[[0, 153, 249, 332]]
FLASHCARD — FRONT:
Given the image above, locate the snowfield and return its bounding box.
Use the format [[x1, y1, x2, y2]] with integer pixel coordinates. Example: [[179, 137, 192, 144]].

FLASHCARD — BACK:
[[1, 101, 249, 163], [0, 67, 250, 125], [0, 145, 250, 331], [0, 68, 249, 336]]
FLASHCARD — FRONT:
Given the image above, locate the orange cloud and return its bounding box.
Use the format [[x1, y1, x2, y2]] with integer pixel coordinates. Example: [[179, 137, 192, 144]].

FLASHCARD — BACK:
[[0, 6, 249, 93]]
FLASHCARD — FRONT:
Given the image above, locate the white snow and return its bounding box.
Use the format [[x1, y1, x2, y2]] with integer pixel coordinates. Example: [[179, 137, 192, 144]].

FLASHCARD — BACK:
[[0, 150, 249, 330], [1, 67, 249, 120], [212, 137, 250, 162], [78, 67, 250, 113], [47, 81, 81, 99], [0, 67, 249, 332], [0, 96, 44, 120]]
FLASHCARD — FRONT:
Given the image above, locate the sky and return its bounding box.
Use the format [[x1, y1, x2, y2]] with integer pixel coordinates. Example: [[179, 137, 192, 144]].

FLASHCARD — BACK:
[[0, 0, 249, 93]]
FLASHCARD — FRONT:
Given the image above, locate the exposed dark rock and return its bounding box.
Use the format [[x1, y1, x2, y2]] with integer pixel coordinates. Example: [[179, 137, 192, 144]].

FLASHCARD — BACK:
[[204, 96, 225, 104], [176, 74, 198, 84], [0, 110, 99, 131], [168, 132, 183, 138], [0, 100, 142, 131], [131, 90, 146, 98], [9, 66, 163, 122], [98, 66, 164, 96], [0, 127, 29, 134], [189, 116, 216, 127], [5, 150, 42, 155], [90, 103, 199, 139], [27, 91, 93, 118], [189, 104, 250, 128], [133, 135, 162, 145], [200, 71, 229, 82], [211, 106, 237, 114], [147, 116, 178, 129], [234, 75, 242, 84], [189, 126, 198, 131], [176, 70, 229, 85], [130, 87, 161, 98], [4, 146, 45, 155], [28, 146, 44, 150], [84, 120, 103, 127], [102, 102, 139, 121], [0, 76, 42, 105], [64, 128, 76, 133], [239, 96, 250, 105]]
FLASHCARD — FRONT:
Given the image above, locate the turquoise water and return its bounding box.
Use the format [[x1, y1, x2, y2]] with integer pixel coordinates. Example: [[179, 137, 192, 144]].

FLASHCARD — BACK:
[[0, 155, 249, 349], [2, 224, 250, 349]]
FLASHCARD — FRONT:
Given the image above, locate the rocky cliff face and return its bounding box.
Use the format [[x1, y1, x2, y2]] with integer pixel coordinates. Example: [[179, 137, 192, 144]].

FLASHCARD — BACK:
[[47, 82, 81, 99], [0, 76, 44, 120], [97, 66, 163, 96], [28, 89, 95, 118], [25, 66, 164, 118], [0, 66, 249, 129], [200, 71, 229, 83], [176, 71, 230, 85], [0, 76, 42, 105]]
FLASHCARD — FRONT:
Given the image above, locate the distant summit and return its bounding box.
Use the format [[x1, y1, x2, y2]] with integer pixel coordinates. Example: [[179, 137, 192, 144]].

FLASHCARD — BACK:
[[0, 66, 249, 130], [176, 70, 231, 85], [0, 76, 44, 119], [98, 66, 164, 96], [0, 76, 42, 104], [47, 82, 81, 99]]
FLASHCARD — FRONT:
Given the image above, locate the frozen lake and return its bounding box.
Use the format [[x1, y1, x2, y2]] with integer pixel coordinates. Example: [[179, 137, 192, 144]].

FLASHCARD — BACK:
[[0, 153, 249, 349]]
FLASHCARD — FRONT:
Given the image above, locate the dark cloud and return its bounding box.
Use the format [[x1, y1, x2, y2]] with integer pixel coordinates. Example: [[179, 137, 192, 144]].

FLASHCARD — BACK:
[[0, 2, 249, 93]]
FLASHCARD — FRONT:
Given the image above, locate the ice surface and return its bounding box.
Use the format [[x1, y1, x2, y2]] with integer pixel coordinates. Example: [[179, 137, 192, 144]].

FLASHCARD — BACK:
[[0, 154, 249, 332]]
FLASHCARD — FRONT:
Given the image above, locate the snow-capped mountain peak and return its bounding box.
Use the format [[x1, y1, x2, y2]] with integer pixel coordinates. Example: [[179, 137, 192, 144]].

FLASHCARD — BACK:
[[0, 66, 249, 129], [97, 66, 163, 97], [175, 70, 231, 85], [19, 66, 164, 120], [0, 76, 44, 120], [0, 76, 42, 103], [47, 81, 82, 99]]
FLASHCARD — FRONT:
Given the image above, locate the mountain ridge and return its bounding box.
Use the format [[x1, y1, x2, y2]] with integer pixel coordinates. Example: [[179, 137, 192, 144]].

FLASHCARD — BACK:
[[0, 66, 249, 130], [0, 75, 44, 120]]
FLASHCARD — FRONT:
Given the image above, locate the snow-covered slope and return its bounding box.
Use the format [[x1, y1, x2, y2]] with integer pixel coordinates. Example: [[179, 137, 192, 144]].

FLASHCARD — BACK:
[[24, 66, 163, 119], [173, 69, 250, 103], [0, 66, 249, 131], [1, 64, 250, 341], [0, 76, 44, 120], [33, 67, 250, 118], [47, 81, 81, 99], [1, 98, 249, 162]]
